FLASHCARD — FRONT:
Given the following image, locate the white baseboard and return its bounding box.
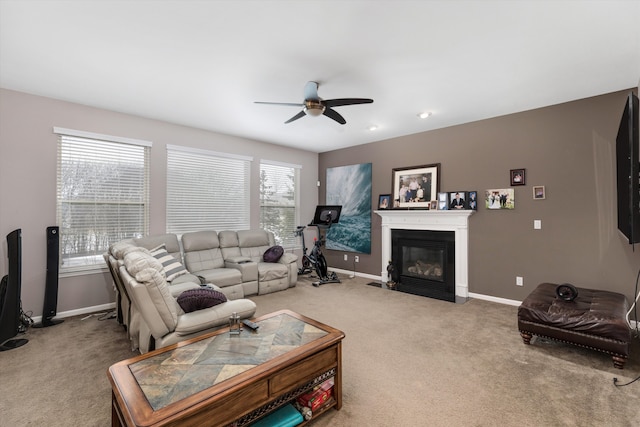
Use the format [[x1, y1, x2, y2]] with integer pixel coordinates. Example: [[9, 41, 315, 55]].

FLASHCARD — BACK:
[[30, 302, 116, 324], [468, 292, 522, 306], [330, 268, 380, 281]]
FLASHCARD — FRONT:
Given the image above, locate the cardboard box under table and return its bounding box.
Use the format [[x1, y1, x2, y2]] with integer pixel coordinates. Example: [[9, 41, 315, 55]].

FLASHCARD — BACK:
[[296, 378, 334, 412]]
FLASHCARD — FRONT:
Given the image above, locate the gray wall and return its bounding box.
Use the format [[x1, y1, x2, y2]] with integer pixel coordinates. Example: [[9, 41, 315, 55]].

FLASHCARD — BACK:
[[0, 89, 319, 317], [319, 89, 640, 303], [2, 87, 639, 316]]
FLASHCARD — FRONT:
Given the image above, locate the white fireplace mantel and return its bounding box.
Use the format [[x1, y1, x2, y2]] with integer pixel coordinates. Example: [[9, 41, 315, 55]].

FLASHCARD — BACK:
[[375, 210, 474, 301]]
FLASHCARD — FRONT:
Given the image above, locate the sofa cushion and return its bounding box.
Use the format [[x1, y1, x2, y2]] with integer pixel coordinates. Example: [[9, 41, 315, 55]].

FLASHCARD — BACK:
[[137, 267, 179, 332], [123, 250, 164, 278], [237, 229, 270, 247], [150, 244, 189, 281], [263, 245, 284, 262], [182, 230, 220, 251], [196, 268, 243, 287], [177, 288, 227, 313], [174, 298, 257, 336], [123, 251, 179, 332], [134, 233, 181, 255], [109, 239, 135, 259]]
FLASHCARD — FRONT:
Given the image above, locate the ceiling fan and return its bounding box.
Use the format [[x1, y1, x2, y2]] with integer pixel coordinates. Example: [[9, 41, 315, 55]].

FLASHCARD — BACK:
[[255, 81, 373, 125]]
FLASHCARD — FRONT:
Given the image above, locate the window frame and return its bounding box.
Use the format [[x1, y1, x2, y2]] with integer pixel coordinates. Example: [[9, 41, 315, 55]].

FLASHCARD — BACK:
[[259, 159, 300, 248], [54, 127, 151, 276]]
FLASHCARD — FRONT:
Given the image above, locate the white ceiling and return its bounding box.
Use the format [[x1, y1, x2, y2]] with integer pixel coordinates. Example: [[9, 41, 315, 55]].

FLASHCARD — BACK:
[[1, 1, 639, 153]]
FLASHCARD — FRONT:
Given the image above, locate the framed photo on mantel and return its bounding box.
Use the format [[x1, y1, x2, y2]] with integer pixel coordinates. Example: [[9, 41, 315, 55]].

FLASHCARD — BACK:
[[378, 194, 391, 209], [392, 163, 440, 209]]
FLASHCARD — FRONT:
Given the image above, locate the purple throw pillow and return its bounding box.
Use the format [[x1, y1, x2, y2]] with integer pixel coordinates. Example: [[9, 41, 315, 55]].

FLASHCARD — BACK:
[[177, 288, 227, 313], [263, 245, 284, 262]]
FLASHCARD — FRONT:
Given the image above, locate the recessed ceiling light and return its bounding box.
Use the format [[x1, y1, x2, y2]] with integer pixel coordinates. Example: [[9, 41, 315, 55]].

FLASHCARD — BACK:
[[368, 125, 378, 131], [418, 112, 432, 119]]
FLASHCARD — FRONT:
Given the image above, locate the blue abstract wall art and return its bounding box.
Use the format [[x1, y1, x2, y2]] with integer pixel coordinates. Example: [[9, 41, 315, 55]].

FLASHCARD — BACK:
[[325, 163, 372, 254]]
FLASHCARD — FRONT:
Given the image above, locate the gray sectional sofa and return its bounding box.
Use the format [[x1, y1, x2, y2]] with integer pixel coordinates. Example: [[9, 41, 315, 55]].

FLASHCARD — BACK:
[[104, 229, 298, 353]]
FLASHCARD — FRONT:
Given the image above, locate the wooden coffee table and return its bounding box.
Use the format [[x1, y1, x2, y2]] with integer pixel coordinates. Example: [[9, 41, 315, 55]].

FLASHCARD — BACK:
[[108, 309, 344, 427]]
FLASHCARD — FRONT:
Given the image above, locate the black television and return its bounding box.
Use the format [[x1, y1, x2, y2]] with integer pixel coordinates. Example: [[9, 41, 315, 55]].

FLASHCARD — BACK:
[[0, 229, 28, 351], [616, 92, 640, 245]]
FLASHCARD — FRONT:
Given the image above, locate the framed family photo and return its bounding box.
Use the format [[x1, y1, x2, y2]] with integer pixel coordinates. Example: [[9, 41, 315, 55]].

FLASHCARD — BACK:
[[392, 163, 440, 209], [510, 168, 526, 186], [486, 188, 515, 209]]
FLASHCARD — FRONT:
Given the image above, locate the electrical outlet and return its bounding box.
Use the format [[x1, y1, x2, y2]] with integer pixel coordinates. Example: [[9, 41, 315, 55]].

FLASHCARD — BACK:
[[343, 254, 348, 261], [516, 276, 523, 286], [355, 256, 359, 263]]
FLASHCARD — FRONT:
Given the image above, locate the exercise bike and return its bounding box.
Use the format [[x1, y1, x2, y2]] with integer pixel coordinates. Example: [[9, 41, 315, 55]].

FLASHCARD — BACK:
[[296, 205, 342, 287]]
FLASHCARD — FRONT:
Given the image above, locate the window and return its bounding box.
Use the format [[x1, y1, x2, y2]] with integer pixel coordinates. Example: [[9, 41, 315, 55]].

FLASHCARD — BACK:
[[259, 160, 299, 247], [166, 145, 251, 234], [55, 128, 150, 273]]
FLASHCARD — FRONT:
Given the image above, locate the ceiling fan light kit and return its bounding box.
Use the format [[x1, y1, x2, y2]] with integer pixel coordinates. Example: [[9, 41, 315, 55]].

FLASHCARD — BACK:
[[304, 100, 325, 116], [255, 81, 373, 125]]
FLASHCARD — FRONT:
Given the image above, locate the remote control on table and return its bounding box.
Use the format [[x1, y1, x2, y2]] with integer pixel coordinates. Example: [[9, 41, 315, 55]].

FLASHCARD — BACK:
[[242, 319, 260, 331]]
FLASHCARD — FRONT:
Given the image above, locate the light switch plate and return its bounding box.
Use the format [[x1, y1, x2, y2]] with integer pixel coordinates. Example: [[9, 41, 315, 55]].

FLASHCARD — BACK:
[[534, 220, 542, 229]]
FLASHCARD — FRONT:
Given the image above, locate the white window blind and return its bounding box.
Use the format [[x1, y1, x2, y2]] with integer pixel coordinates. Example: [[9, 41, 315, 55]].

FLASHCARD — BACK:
[[259, 160, 300, 247], [55, 129, 150, 272], [166, 145, 251, 234]]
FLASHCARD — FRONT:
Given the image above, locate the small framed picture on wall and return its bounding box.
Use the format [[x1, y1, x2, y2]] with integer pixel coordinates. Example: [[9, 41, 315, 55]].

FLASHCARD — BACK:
[[510, 168, 526, 186], [533, 186, 545, 200]]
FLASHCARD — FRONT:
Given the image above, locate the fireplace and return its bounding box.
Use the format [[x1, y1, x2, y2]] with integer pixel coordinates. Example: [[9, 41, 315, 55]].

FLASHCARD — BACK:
[[391, 229, 455, 302], [375, 210, 473, 303]]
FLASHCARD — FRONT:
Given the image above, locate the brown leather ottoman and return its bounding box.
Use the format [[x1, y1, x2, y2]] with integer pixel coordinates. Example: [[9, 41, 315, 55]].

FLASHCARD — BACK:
[[518, 283, 631, 369]]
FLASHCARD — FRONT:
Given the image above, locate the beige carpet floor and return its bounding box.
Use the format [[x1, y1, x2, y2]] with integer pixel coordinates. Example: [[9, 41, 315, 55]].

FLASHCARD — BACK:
[[1, 275, 639, 426]]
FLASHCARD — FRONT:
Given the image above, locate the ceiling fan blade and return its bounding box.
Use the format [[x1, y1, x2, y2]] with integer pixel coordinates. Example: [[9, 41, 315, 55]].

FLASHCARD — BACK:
[[284, 110, 307, 124], [323, 108, 346, 125], [324, 98, 374, 108], [304, 81, 320, 101], [254, 101, 303, 107]]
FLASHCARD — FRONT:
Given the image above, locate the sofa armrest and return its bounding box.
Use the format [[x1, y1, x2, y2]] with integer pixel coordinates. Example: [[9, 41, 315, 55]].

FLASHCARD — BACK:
[[279, 252, 298, 264], [225, 260, 258, 282]]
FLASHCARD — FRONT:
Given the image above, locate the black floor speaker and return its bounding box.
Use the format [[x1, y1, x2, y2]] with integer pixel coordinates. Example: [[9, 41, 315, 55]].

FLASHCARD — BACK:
[[33, 226, 63, 328]]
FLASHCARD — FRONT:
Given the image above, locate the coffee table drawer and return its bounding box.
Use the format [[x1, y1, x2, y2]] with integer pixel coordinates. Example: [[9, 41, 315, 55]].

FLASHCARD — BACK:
[[270, 346, 337, 395]]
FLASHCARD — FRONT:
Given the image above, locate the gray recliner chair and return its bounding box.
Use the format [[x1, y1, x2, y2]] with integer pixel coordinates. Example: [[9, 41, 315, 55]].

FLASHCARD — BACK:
[[119, 249, 256, 353], [181, 231, 247, 300]]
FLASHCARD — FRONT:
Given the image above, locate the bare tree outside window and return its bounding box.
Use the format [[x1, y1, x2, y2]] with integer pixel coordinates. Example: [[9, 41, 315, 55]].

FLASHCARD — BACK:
[[259, 162, 298, 247], [56, 133, 149, 271]]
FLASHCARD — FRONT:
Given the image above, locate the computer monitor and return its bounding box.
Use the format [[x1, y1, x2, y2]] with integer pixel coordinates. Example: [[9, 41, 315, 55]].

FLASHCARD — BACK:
[[311, 205, 342, 226]]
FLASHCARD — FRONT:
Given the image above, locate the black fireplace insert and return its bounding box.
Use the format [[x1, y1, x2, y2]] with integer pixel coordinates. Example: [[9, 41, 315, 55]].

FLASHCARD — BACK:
[[391, 229, 455, 302]]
